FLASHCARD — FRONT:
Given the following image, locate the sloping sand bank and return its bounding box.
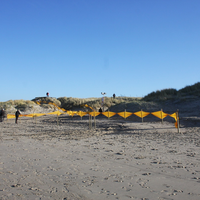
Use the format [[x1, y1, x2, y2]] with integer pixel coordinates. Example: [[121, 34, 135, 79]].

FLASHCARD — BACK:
[[0, 115, 200, 200]]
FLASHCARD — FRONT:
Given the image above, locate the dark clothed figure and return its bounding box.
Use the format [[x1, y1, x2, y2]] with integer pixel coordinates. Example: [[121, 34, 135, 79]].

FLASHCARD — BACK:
[[46, 92, 49, 97], [99, 107, 102, 113], [0, 109, 6, 122], [113, 93, 116, 99], [15, 110, 21, 124]]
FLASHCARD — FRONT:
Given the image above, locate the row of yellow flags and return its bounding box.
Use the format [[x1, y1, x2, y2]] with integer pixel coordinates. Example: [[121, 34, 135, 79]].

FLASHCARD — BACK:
[[6, 102, 179, 128]]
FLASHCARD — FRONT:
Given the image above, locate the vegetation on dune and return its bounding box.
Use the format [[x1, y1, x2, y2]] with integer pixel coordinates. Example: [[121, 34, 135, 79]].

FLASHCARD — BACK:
[[58, 97, 88, 110], [143, 82, 200, 101], [0, 82, 199, 113], [57, 96, 142, 112], [110, 99, 160, 113], [178, 82, 200, 96], [0, 98, 60, 113], [142, 88, 178, 101], [0, 100, 36, 112]]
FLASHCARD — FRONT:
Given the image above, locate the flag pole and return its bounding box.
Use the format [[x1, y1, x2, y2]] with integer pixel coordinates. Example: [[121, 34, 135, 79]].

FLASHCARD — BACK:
[[177, 109, 180, 133]]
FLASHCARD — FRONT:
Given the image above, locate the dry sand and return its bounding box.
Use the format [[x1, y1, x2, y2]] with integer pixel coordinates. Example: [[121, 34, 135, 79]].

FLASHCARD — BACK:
[[0, 114, 200, 200]]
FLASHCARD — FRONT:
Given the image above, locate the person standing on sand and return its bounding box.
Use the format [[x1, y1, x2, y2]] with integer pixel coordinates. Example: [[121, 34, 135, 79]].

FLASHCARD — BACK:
[[15, 109, 21, 124], [0, 109, 6, 122]]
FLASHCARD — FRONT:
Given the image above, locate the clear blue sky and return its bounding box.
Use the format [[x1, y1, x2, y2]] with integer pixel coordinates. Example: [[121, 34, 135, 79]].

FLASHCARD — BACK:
[[1, 0, 200, 101]]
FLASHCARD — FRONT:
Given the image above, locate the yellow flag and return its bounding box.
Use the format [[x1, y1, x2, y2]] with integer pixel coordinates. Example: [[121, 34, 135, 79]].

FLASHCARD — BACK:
[[117, 111, 132, 119], [67, 111, 73, 116], [169, 113, 177, 121], [151, 111, 168, 119], [169, 112, 179, 129], [89, 112, 100, 117], [77, 111, 87, 117], [134, 111, 150, 118], [102, 111, 116, 118], [71, 111, 78, 116]]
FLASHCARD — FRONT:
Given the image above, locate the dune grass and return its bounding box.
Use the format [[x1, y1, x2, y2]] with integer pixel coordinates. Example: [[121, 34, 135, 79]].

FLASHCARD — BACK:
[[57, 96, 141, 111], [0, 100, 36, 110], [1, 82, 199, 113], [143, 82, 200, 101]]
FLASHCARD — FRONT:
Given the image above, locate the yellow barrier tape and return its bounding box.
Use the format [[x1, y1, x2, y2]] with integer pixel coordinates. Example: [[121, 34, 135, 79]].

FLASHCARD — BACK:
[[77, 111, 88, 117], [84, 104, 95, 111], [134, 111, 150, 118], [102, 111, 116, 118], [20, 114, 28, 117], [67, 111, 78, 116], [33, 113, 46, 117], [36, 101, 41, 105], [25, 113, 46, 117], [48, 102, 61, 110], [7, 114, 15, 119], [151, 111, 168, 119], [67, 110, 78, 117], [71, 111, 78, 116], [25, 114, 34, 117], [60, 108, 67, 112], [117, 111, 132, 119], [6, 106, 179, 130], [7, 114, 28, 119], [169, 113, 177, 121], [169, 112, 179, 129], [67, 111, 73, 116], [47, 111, 62, 116], [57, 111, 63, 116], [89, 112, 100, 117], [37, 101, 66, 112]]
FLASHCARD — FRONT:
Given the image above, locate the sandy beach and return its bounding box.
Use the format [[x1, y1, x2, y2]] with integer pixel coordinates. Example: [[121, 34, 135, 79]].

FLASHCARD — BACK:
[[0, 114, 200, 200]]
